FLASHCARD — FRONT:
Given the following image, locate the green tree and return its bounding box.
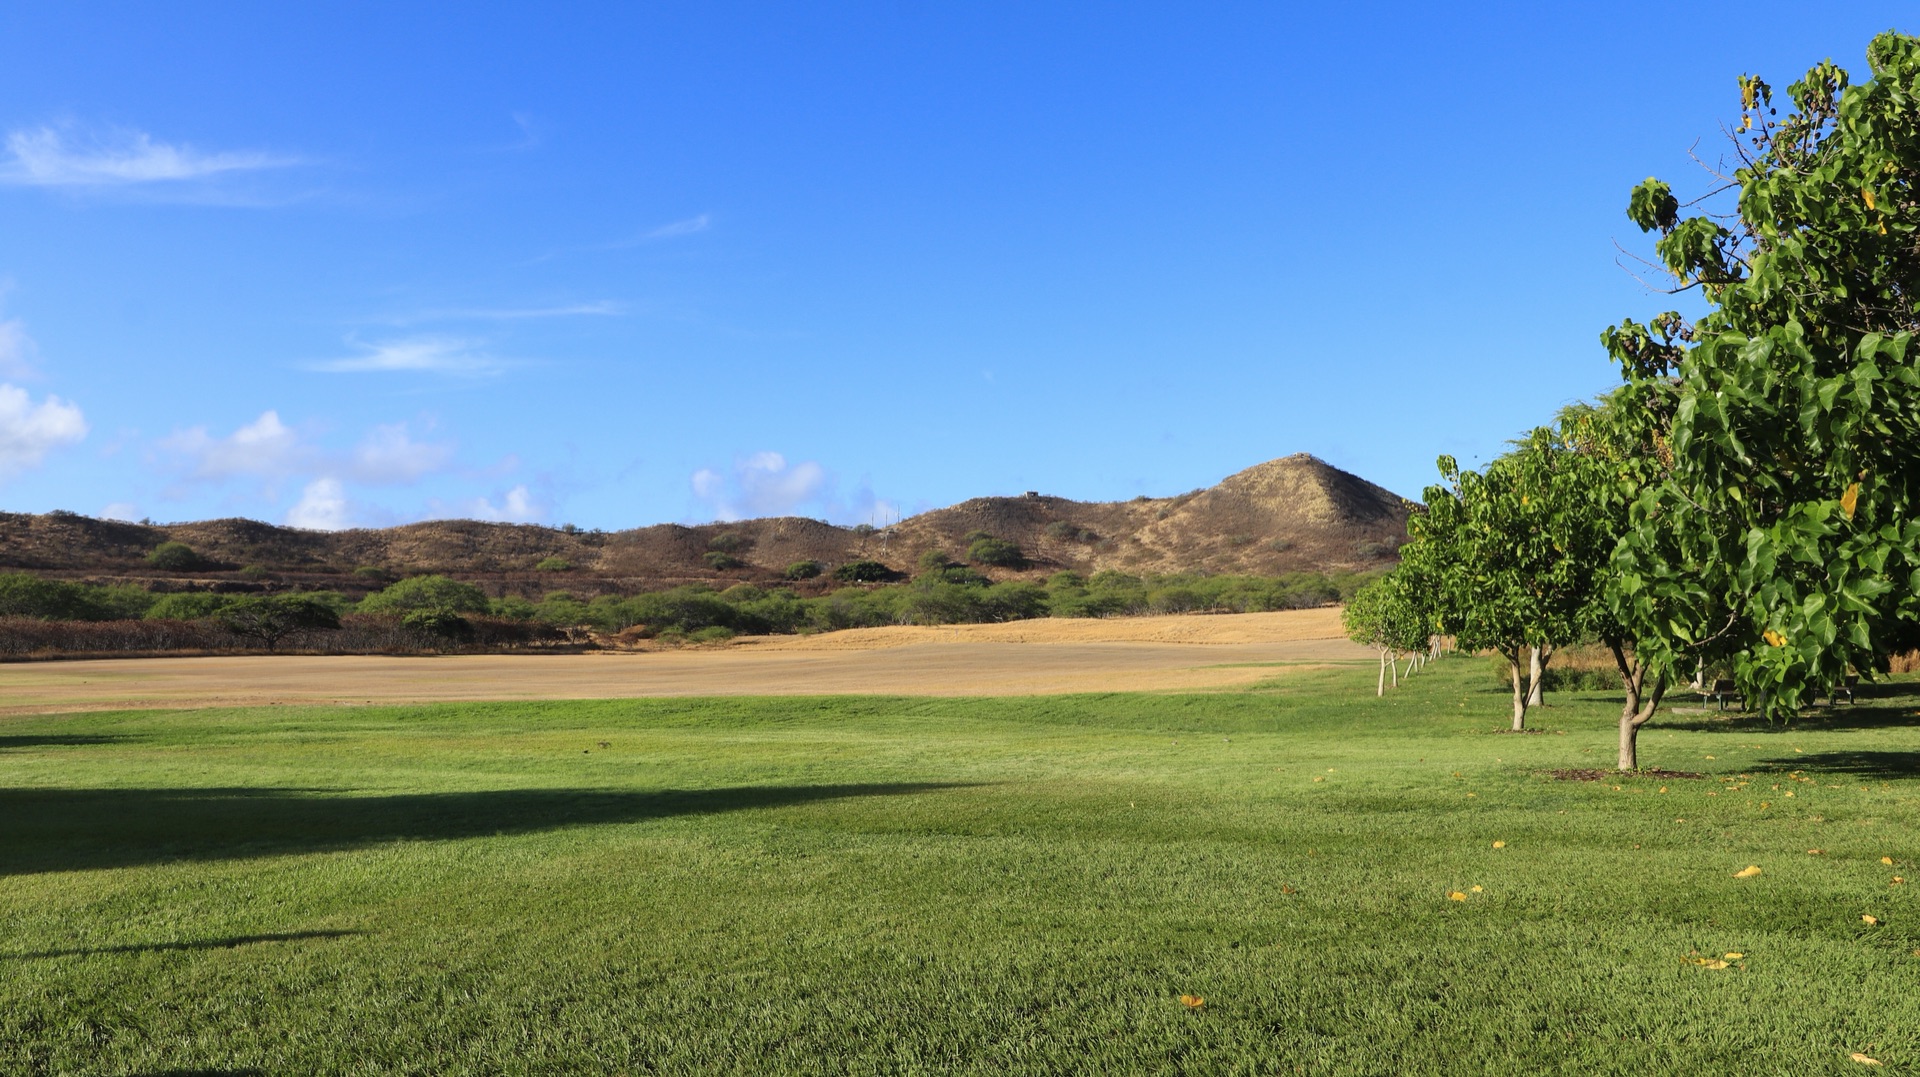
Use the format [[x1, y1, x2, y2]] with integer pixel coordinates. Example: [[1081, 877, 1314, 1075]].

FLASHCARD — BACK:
[[1605, 32, 1920, 717], [358, 575, 490, 615], [218, 595, 341, 652], [1400, 431, 1604, 730], [1342, 572, 1433, 696]]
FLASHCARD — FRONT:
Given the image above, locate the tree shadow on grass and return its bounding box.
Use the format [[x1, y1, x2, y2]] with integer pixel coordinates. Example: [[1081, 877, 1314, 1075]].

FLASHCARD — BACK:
[[0, 783, 972, 876], [1754, 751, 1920, 780], [4, 929, 362, 961], [0, 733, 130, 750], [1662, 679, 1920, 734]]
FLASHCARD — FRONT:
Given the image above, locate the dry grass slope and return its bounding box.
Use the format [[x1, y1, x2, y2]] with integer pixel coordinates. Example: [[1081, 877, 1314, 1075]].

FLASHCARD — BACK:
[[0, 454, 1411, 599]]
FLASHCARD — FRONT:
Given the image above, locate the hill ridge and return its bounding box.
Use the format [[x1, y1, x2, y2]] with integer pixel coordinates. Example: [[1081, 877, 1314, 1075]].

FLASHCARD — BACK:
[[0, 455, 1412, 597]]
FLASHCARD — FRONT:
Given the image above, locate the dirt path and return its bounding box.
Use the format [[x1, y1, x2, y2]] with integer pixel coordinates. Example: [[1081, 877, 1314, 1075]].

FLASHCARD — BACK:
[[0, 609, 1369, 714]]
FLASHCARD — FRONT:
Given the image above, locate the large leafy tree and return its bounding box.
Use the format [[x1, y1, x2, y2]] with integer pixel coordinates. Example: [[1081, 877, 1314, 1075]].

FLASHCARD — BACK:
[[1400, 430, 1606, 730], [1606, 32, 1920, 715]]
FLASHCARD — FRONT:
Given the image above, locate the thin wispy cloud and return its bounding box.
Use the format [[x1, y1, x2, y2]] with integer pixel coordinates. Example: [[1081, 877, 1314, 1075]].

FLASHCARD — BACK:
[[380, 301, 624, 326], [528, 214, 712, 263], [0, 316, 41, 379], [304, 336, 512, 376], [642, 214, 710, 240], [0, 125, 297, 187]]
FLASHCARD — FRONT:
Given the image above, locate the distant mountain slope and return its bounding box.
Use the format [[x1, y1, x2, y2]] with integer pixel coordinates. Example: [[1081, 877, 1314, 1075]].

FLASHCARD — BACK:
[[0, 454, 1413, 597]]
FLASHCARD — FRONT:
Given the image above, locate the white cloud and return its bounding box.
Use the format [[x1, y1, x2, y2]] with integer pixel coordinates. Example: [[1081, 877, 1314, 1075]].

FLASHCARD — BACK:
[[0, 125, 295, 187], [0, 318, 40, 378], [160, 410, 305, 480], [287, 478, 352, 530], [304, 336, 510, 376], [468, 484, 540, 523], [350, 423, 454, 484], [101, 502, 140, 522], [0, 383, 86, 479], [691, 451, 830, 521]]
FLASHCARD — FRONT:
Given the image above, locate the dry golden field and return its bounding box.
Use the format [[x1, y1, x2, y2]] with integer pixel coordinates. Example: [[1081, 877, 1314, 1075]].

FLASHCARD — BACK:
[[0, 609, 1368, 714]]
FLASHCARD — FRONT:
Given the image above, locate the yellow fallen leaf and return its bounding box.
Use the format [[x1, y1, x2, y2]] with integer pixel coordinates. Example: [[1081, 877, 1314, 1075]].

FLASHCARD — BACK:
[[1842, 482, 1861, 519], [1810, 849, 1825, 855], [1734, 865, 1763, 878], [1864, 187, 1879, 210], [1764, 629, 1787, 647], [1448, 891, 1467, 902], [1470, 885, 1484, 893], [1851, 1052, 1882, 1066], [1883, 857, 1895, 865], [1689, 956, 1730, 969], [1724, 952, 1745, 960], [1863, 914, 1881, 925], [1179, 994, 1204, 1009], [1492, 840, 1506, 849], [1312, 776, 1324, 782], [1893, 877, 1905, 885]]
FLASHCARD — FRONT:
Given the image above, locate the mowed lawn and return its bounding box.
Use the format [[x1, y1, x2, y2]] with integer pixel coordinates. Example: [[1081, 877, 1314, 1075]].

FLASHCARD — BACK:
[[4, 660, 1920, 1075]]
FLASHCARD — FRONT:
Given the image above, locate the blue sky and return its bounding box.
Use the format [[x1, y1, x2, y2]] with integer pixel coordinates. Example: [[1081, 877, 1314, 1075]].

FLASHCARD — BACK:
[[0, 3, 1906, 530]]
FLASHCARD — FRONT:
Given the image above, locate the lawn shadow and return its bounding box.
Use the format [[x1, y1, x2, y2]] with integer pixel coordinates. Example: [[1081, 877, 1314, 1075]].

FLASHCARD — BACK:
[[0, 733, 130, 750], [1663, 679, 1920, 734], [1755, 751, 1920, 780], [0, 783, 973, 876], [4, 929, 362, 961]]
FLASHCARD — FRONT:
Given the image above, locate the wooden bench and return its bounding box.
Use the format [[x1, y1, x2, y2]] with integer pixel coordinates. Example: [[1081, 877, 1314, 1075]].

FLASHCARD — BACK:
[[1706, 678, 1743, 711], [1830, 673, 1860, 705]]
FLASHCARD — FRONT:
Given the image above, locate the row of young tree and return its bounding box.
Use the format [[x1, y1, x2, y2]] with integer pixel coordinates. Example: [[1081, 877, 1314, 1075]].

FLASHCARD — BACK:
[[1349, 30, 1920, 771]]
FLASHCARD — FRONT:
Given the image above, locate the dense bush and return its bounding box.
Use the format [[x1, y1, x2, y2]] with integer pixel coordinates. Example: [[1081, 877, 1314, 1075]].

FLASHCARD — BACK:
[[0, 573, 155, 621], [702, 551, 744, 571], [707, 532, 748, 554], [401, 608, 474, 642], [359, 575, 490, 615], [833, 560, 894, 583], [784, 560, 822, 580], [967, 536, 1026, 568], [146, 541, 204, 571], [145, 592, 234, 621], [534, 556, 572, 572]]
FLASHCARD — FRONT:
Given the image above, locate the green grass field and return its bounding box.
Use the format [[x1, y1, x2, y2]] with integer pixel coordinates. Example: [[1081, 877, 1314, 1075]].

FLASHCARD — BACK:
[[4, 658, 1919, 1075]]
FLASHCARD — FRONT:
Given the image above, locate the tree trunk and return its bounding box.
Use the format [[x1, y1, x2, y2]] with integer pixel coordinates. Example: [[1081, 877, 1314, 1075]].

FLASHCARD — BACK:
[[1508, 654, 1527, 731], [1377, 652, 1387, 696], [1526, 646, 1545, 708], [1389, 651, 1400, 688], [1609, 640, 1668, 771]]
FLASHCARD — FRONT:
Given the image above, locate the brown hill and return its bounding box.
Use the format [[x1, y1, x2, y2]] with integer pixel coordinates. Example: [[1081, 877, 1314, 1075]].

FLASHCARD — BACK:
[[0, 454, 1412, 599]]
